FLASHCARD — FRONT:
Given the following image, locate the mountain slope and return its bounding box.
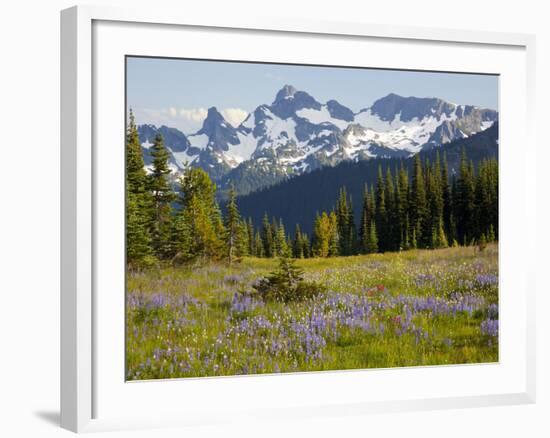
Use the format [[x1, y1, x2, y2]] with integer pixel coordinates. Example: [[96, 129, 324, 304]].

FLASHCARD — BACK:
[[234, 122, 498, 235]]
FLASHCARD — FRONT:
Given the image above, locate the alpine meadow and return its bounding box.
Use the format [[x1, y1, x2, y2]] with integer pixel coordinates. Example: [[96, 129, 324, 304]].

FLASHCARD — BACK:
[[125, 58, 499, 380]]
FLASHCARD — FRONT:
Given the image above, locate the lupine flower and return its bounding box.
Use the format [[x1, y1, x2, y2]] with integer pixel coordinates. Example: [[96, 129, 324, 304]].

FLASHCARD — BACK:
[[481, 318, 499, 337]]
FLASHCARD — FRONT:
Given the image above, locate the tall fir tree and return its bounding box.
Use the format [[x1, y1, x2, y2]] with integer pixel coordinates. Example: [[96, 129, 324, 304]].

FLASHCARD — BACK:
[[397, 164, 409, 250], [293, 224, 304, 258], [254, 231, 264, 257], [367, 220, 379, 254], [336, 187, 353, 255], [126, 186, 153, 269], [247, 217, 255, 256], [410, 154, 427, 248], [274, 218, 289, 257], [441, 151, 453, 242], [375, 166, 387, 252], [301, 233, 311, 258], [359, 184, 373, 254], [224, 186, 245, 265], [126, 109, 148, 195], [261, 213, 274, 257], [126, 110, 154, 267], [147, 134, 176, 259], [456, 148, 476, 245], [328, 211, 340, 257], [384, 167, 397, 251]]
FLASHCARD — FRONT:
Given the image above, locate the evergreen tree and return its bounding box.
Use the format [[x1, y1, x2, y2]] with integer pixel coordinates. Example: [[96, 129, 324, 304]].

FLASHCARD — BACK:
[[410, 154, 427, 248], [312, 212, 331, 257], [336, 187, 354, 255], [147, 134, 176, 259], [126, 109, 148, 194], [301, 233, 311, 258], [367, 220, 378, 254], [247, 217, 255, 256], [441, 151, 453, 242], [171, 208, 193, 264], [176, 167, 225, 261], [328, 211, 340, 257], [260, 213, 274, 257], [474, 159, 498, 241], [293, 224, 304, 258], [433, 218, 448, 249], [359, 184, 373, 254], [126, 110, 153, 267], [375, 166, 387, 252], [224, 186, 245, 265], [275, 218, 289, 257], [456, 148, 476, 245], [397, 164, 409, 250], [385, 167, 397, 251], [254, 231, 264, 257], [126, 188, 154, 269]]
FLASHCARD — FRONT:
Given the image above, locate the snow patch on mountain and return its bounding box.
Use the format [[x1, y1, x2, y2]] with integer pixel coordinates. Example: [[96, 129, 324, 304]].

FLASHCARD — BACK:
[[296, 106, 349, 130], [187, 133, 209, 149]]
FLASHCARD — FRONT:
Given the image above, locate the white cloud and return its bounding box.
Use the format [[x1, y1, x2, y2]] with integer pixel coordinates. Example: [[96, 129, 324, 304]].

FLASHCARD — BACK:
[[179, 108, 208, 122], [133, 107, 207, 133], [132, 106, 249, 133], [221, 108, 249, 127]]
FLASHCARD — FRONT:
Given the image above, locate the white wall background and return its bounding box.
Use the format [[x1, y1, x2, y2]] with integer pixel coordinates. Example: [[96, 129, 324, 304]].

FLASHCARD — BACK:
[[0, 1, 547, 437]]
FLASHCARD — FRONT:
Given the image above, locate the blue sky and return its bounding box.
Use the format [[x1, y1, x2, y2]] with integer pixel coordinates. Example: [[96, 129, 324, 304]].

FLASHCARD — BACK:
[[127, 56, 498, 133]]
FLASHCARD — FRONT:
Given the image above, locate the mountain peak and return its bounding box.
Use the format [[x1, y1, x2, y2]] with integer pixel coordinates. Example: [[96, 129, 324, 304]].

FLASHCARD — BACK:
[[370, 93, 454, 122], [274, 84, 298, 102], [206, 106, 223, 118], [271, 85, 322, 119], [198, 106, 231, 134]]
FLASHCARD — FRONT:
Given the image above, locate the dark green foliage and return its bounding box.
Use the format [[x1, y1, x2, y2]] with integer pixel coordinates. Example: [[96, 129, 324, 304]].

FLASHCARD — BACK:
[[293, 224, 304, 259], [396, 165, 410, 250], [126, 188, 155, 270], [261, 213, 274, 258], [224, 186, 248, 264], [254, 231, 264, 257], [148, 134, 176, 259], [251, 256, 326, 303], [455, 149, 476, 245], [126, 110, 155, 268], [126, 110, 148, 195], [410, 154, 427, 248], [273, 218, 289, 257], [247, 218, 255, 256], [336, 187, 356, 255]]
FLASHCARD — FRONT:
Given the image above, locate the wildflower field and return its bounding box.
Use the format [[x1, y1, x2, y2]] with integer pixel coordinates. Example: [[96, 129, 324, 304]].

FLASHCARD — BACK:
[[126, 244, 498, 380]]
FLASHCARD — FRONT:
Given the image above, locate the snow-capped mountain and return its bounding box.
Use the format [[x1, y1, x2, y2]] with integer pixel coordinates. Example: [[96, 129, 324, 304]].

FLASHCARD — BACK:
[[137, 85, 498, 194]]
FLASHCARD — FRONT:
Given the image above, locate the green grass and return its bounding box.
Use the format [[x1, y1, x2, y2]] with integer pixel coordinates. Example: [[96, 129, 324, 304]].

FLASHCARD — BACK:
[[126, 244, 498, 380]]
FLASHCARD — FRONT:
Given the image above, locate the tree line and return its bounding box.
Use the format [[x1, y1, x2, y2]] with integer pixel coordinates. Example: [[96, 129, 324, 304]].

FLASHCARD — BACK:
[[126, 112, 498, 268]]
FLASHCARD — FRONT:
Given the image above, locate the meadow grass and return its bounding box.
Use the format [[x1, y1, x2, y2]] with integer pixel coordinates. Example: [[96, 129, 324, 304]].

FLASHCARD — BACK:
[[126, 244, 498, 380]]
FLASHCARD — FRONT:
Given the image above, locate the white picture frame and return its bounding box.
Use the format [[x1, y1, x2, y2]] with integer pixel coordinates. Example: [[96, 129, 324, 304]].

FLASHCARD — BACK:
[[60, 4, 537, 433]]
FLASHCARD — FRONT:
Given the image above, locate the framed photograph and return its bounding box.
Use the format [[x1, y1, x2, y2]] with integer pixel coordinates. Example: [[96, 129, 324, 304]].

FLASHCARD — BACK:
[[61, 5, 536, 433]]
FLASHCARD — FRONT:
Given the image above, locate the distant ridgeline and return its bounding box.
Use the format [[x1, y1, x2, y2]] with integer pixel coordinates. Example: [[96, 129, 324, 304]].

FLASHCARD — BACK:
[[235, 122, 498, 236]]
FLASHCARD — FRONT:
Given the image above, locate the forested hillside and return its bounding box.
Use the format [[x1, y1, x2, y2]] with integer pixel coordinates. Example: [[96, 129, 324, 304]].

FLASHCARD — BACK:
[[236, 123, 498, 235]]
